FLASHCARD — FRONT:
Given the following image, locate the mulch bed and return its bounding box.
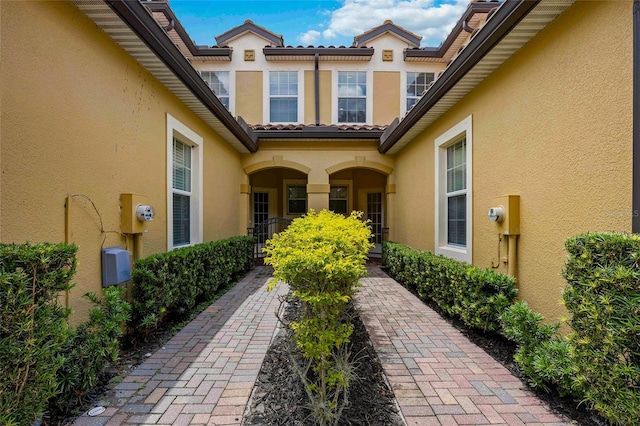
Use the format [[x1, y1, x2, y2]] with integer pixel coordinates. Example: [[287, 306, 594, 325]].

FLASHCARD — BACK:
[[243, 296, 404, 426]]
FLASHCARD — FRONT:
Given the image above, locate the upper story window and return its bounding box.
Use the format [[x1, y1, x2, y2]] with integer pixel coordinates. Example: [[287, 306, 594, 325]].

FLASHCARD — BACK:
[[406, 72, 434, 110], [201, 71, 230, 109], [338, 71, 366, 123], [269, 71, 298, 123]]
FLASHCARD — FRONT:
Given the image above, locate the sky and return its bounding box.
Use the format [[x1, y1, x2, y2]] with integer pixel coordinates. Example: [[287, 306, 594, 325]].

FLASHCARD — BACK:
[[168, 0, 472, 49]]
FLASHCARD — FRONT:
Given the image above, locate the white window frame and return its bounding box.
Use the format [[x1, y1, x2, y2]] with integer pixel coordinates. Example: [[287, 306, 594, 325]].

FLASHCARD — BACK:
[[201, 71, 230, 110], [167, 114, 203, 250], [335, 70, 369, 124], [434, 115, 472, 263], [268, 71, 299, 124], [406, 71, 434, 112]]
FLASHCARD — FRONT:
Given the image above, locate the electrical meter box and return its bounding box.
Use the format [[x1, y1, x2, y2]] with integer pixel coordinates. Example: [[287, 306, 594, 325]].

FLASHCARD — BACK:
[[493, 195, 520, 235], [121, 193, 150, 234], [102, 247, 131, 287]]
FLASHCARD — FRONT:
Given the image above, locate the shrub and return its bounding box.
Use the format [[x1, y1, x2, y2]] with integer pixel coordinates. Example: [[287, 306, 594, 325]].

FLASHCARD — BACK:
[[500, 302, 574, 395], [382, 241, 517, 332], [47, 286, 131, 419], [264, 210, 372, 425], [130, 236, 254, 330], [563, 232, 640, 424], [0, 242, 77, 425]]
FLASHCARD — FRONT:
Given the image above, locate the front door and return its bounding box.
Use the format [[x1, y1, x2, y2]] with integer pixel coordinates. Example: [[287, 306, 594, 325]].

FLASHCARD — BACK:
[[253, 192, 269, 244], [359, 189, 384, 257]]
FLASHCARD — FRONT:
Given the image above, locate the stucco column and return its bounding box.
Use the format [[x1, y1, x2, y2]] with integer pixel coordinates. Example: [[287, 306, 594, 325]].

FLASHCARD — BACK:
[[240, 173, 252, 236], [386, 172, 396, 242], [307, 170, 329, 212]]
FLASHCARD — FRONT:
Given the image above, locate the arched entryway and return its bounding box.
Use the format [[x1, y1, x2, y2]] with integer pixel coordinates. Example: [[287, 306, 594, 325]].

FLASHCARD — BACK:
[[328, 168, 388, 257]]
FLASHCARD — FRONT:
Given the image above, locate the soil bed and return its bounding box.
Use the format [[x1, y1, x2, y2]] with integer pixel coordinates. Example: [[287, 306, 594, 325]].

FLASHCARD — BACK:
[[243, 296, 404, 426]]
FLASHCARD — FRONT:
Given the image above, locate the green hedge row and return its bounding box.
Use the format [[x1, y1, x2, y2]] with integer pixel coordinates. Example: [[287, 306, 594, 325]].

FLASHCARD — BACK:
[[382, 241, 517, 332], [562, 232, 640, 424], [130, 235, 254, 329], [0, 243, 130, 424], [0, 242, 77, 424]]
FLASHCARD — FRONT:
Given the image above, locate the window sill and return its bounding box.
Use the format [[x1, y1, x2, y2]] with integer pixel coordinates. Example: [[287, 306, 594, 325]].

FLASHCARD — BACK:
[[435, 245, 471, 264]]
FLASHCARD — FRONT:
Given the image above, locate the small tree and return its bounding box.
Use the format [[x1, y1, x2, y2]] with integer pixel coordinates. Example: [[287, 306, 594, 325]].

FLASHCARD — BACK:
[[264, 210, 372, 425]]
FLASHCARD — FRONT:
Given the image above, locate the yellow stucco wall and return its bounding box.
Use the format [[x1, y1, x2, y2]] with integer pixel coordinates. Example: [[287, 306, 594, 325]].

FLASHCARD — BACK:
[[236, 71, 263, 124], [373, 71, 400, 125], [392, 1, 632, 322], [0, 1, 243, 323], [304, 70, 333, 125]]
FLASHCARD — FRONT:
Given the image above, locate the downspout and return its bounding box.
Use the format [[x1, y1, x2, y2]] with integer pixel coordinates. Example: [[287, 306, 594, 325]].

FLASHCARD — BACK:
[[315, 53, 320, 126], [507, 235, 517, 280]]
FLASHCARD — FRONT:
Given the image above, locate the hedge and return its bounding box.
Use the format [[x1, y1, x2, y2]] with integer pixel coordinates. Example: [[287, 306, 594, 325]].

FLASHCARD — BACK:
[[382, 241, 517, 332], [562, 232, 640, 424], [130, 235, 254, 329], [0, 242, 77, 424]]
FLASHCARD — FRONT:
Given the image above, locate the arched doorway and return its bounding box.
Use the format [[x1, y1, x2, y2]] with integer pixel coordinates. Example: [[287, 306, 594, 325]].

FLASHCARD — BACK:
[[328, 168, 388, 257]]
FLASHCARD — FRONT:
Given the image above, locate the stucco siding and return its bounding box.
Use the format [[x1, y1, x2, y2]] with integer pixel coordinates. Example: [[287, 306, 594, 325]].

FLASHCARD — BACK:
[[0, 1, 243, 322], [236, 71, 263, 124], [392, 1, 632, 322]]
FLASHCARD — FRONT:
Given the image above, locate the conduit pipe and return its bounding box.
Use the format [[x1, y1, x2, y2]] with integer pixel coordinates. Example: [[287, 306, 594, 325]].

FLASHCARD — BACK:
[[507, 234, 517, 280]]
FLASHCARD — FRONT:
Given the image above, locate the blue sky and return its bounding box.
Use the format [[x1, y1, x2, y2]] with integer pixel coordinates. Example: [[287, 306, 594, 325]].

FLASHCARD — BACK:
[[169, 0, 470, 48]]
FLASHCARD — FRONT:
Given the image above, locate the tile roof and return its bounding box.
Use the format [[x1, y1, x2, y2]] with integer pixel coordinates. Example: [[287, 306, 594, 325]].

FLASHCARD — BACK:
[[252, 124, 387, 131], [353, 20, 422, 48]]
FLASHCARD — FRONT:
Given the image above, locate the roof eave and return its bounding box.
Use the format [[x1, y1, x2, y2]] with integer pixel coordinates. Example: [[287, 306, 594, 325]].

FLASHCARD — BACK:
[[379, 0, 540, 154], [144, 2, 232, 59], [254, 127, 384, 140], [103, 0, 257, 153]]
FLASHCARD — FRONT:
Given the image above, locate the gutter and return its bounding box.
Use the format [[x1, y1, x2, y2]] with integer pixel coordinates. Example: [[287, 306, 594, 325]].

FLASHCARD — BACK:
[[404, 1, 498, 60], [380, 0, 539, 154], [263, 47, 374, 57], [105, 0, 258, 152], [144, 2, 232, 58]]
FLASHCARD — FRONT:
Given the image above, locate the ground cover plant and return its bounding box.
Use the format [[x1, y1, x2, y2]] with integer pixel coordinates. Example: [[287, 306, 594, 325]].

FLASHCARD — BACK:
[[263, 210, 372, 425]]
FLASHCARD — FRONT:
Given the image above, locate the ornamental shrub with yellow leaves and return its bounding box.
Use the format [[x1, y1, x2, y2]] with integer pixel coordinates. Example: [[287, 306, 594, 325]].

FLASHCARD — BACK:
[[263, 209, 372, 425]]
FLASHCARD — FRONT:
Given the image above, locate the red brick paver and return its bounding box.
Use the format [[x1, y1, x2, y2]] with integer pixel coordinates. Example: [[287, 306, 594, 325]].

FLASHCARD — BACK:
[[74, 266, 572, 425], [357, 271, 572, 426], [74, 267, 286, 426]]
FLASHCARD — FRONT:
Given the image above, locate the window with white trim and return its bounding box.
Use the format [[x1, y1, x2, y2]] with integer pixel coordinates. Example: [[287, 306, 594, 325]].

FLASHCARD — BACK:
[[167, 114, 203, 249], [269, 71, 298, 123], [406, 72, 434, 111], [435, 115, 472, 263], [338, 71, 366, 123], [201, 71, 230, 109]]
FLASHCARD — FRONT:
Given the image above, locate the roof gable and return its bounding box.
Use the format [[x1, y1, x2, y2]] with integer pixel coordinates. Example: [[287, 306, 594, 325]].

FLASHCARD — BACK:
[[353, 20, 422, 48], [215, 20, 283, 47]]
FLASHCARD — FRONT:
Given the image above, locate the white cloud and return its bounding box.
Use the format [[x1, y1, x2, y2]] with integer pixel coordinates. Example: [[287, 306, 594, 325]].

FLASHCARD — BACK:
[[300, 30, 321, 45], [299, 0, 469, 47]]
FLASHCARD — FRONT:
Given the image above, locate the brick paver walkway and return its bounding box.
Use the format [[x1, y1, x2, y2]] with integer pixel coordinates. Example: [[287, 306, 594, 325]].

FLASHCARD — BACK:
[[358, 269, 571, 426], [74, 267, 287, 426], [74, 266, 571, 425]]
